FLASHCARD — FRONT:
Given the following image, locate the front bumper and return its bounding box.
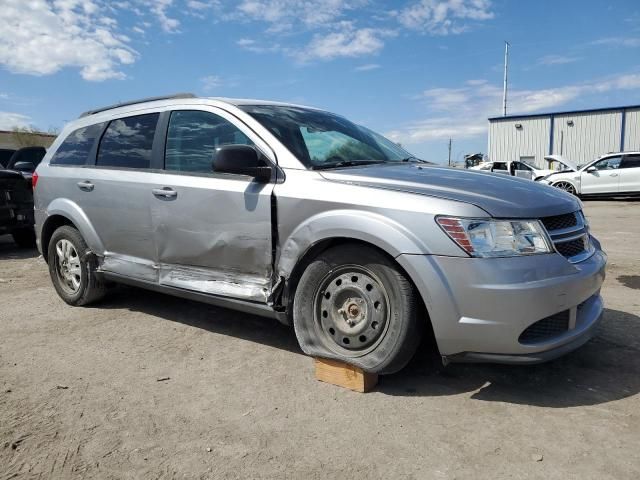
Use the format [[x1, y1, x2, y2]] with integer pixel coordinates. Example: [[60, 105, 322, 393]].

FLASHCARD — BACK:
[[396, 246, 607, 364]]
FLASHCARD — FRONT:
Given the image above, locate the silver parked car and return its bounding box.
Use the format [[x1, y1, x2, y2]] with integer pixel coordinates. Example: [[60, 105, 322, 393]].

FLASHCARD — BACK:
[[34, 94, 607, 374]]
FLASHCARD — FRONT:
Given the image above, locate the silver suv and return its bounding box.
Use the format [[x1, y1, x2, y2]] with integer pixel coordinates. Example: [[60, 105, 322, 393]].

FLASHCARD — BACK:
[[34, 94, 607, 374]]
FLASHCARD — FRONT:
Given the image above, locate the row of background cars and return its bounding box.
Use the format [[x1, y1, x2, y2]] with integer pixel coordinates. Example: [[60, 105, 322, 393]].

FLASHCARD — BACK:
[[0, 146, 46, 247], [472, 151, 640, 197]]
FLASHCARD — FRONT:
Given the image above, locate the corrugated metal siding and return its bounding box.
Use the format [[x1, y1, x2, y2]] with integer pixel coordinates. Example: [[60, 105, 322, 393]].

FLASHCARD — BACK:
[[488, 117, 550, 168], [552, 111, 621, 164], [624, 108, 640, 151]]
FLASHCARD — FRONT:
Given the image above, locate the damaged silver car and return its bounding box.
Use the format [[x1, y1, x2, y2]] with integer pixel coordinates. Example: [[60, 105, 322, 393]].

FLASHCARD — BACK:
[[34, 94, 607, 374]]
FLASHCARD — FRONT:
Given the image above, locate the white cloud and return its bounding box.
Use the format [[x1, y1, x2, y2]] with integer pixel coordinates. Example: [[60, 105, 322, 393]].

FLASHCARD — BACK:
[[145, 0, 180, 32], [234, 0, 365, 31], [387, 73, 640, 144], [0, 0, 137, 81], [0, 112, 31, 130], [236, 37, 283, 54], [201, 75, 223, 92], [395, 0, 494, 35], [300, 26, 391, 61], [537, 54, 580, 66], [354, 63, 381, 71], [592, 37, 640, 48]]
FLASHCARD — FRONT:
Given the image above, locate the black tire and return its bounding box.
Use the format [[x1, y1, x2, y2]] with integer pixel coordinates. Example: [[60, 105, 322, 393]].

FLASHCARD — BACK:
[[293, 244, 421, 374], [11, 227, 36, 248], [47, 225, 107, 306]]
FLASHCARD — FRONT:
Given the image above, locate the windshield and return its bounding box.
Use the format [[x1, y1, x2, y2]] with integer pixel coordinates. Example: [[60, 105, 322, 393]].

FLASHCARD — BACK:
[[239, 105, 420, 169]]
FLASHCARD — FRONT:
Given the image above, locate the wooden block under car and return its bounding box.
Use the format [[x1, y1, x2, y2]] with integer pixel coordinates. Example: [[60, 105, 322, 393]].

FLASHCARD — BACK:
[[314, 358, 378, 393]]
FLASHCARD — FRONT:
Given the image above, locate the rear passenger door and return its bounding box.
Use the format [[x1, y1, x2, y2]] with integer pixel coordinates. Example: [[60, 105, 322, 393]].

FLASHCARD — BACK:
[[80, 112, 162, 282], [149, 107, 276, 303], [619, 154, 640, 193]]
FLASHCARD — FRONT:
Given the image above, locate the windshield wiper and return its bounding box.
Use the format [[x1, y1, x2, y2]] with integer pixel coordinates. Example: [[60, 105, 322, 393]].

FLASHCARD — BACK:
[[312, 160, 386, 170]]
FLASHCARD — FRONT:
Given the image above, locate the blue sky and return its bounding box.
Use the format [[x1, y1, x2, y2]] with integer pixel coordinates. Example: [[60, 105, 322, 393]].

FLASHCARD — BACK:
[[1, 0, 639, 164]]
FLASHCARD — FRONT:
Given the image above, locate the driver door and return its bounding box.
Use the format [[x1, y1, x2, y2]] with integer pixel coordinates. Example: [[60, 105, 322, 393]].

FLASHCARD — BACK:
[[149, 107, 276, 303], [580, 156, 621, 194]]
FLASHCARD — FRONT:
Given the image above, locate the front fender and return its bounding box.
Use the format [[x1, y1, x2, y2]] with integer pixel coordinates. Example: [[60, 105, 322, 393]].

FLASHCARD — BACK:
[[43, 198, 105, 255], [277, 209, 432, 278]]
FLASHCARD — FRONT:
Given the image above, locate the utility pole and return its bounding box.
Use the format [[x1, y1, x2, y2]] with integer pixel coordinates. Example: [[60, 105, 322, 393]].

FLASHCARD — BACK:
[[448, 138, 452, 166], [502, 41, 510, 116]]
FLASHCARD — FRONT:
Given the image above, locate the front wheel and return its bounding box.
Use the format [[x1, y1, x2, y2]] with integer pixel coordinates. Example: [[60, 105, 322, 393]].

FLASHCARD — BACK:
[[47, 225, 106, 306], [293, 245, 421, 374], [553, 181, 577, 196]]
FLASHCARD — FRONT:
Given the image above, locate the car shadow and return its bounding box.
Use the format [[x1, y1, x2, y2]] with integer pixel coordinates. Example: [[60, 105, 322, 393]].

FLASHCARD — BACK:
[[0, 234, 39, 260], [95, 286, 639, 408], [93, 285, 302, 355], [380, 308, 640, 407]]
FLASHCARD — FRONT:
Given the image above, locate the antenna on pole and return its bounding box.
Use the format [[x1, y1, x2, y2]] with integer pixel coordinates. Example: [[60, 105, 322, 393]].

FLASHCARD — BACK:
[[448, 138, 452, 166], [502, 41, 510, 116]]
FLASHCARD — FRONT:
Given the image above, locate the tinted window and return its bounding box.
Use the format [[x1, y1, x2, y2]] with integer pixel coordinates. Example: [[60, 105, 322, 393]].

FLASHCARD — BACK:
[[620, 155, 640, 169], [593, 156, 621, 170], [492, 162, 508, 170], [51, 123, 104, 166], [0, 149, 15, 167], [165, 111, 253, 173], [8, 147, 46, 169], [97, 114, 159, 169]]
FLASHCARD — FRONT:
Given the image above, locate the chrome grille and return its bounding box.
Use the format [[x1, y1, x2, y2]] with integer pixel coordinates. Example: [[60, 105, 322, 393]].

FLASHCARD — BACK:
[[519, 310, 570, 344], [540, 211, 592, 263]]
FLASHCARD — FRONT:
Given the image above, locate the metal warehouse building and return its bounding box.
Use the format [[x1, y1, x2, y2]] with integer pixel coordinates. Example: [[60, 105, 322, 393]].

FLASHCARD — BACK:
[[487, 105, 640, 168]]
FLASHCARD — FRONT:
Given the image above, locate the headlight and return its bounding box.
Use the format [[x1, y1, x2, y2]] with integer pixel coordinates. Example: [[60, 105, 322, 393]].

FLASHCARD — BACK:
[[436, 217, 553, 257]]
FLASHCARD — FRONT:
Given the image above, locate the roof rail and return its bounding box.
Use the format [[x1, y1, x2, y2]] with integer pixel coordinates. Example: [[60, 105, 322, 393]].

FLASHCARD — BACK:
[[79, 93, 196, 118]]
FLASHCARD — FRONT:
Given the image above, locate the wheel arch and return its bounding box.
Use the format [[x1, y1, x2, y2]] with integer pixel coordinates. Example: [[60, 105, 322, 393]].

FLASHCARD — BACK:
[[41, 198, 105, 262], [280, 237, 436, 349]]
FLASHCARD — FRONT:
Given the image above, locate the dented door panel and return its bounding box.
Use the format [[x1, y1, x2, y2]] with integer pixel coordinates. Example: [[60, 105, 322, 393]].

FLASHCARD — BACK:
[[150, 173, 274, 302]]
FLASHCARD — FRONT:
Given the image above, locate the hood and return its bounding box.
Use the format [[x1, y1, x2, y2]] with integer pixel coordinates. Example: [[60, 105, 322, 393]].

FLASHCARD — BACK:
[[319, 163, 581, 218], [544, 155, 578, 172]]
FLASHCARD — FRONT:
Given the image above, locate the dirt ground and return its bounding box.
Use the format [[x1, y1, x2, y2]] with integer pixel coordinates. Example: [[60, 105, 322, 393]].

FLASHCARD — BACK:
[[1, 200, 639, 479]]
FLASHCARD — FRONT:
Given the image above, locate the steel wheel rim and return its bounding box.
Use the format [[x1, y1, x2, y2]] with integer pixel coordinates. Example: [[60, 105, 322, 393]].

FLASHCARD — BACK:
[[555, 182, 575, 195], [55, 239, 82, 294], [313, 265, 390, 357]]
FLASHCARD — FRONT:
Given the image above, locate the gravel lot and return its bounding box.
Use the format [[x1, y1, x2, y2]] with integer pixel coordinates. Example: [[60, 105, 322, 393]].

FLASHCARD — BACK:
[[1, 200, 639, 479]]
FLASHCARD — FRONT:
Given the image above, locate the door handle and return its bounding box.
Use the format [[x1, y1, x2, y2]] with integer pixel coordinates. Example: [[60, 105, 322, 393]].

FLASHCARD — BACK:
[[77, 180, 94, 191], [610, 173, 619, 177], [152, 187, 178, 199]]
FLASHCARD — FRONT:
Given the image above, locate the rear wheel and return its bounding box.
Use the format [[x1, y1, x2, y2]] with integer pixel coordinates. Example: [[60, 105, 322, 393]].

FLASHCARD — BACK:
[[11, 227, 36, 248], [47, 225, 106, 306], [293, 245, 421, 374], [553, 181, 577, 195]]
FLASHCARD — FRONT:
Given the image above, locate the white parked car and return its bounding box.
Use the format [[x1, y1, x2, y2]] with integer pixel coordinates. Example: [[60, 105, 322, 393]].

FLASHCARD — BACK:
[[537, 152, 640, 196], [473, 160, 557, 180]]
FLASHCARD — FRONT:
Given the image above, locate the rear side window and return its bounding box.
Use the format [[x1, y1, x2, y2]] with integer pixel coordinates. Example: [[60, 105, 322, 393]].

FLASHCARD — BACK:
[[165, 110, 253, 173], [51, 123, 104, 166], [97, 113, 159, 169], [620, 155, 640, 169]]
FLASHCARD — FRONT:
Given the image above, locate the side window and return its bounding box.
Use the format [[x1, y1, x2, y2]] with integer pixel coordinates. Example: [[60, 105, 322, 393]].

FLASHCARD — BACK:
[[620, 155, 640, 169], [50, 123, 104, 166], [593, 156, 621, 170], [97, 113, 159, 169], [165, 110, 253, 173]]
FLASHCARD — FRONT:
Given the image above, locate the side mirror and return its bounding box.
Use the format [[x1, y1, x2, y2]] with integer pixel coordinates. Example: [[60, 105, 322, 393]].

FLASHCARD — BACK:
[[586, 166, 597, 173], [213, 145, 272, 182], [12, 161, 36, 173]]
